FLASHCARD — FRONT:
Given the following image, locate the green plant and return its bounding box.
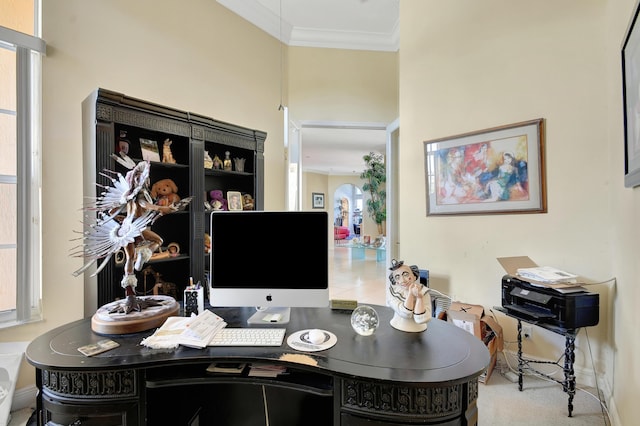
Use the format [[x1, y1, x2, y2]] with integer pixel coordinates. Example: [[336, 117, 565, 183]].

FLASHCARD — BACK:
[[360, 152, 386, 225]]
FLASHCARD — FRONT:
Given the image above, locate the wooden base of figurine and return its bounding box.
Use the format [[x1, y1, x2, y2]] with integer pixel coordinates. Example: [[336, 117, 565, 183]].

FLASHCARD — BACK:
[[91, 295, 179, 335]]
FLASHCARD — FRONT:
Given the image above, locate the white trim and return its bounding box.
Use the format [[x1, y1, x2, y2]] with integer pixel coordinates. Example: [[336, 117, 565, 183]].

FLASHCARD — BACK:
[[11, 385, 37, 412], [0, 26, 45, 54], [216, 0, 399, 52]]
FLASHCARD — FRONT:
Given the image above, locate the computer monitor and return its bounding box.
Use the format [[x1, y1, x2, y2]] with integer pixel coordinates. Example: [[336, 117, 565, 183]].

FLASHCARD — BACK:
[[208, 210, 330, 324]]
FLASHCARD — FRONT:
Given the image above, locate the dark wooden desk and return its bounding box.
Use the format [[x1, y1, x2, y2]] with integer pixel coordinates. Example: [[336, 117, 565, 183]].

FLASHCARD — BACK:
[[26, 305, 489, 425]]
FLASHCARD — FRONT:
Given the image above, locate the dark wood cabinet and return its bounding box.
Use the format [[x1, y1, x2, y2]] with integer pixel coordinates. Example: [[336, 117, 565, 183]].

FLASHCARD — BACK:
[[81, 89, 266, 308]]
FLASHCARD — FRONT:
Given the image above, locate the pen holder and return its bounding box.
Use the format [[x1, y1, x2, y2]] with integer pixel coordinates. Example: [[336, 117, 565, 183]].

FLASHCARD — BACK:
[[184, 287, 204, 316]]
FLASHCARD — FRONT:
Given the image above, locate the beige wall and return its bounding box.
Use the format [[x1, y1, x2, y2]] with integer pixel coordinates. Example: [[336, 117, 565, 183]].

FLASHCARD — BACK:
[[606, 2, 640, 424], [400, 1, 632, 424], [288, 47, 398, 123], [302, 171, 328, 211], [0, 0, 286, 389]]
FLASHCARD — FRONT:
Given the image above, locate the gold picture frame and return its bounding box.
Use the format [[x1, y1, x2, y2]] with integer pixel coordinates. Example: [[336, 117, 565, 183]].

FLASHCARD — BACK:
[[423, 118, 546, 216]]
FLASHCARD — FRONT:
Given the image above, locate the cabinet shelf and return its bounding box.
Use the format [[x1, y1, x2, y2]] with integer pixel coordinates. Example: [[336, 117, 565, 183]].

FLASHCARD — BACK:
[[145, 362, 333, 396], [136, 159, 190, 169], [82, 88, 266, 307], [204, 168, 253, 177]]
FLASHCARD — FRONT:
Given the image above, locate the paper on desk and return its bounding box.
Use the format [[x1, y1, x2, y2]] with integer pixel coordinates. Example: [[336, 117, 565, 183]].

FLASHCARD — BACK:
[[179, 310, 227, 348], [248, 364, 288, 377], [140, 310, 227, 349], [516, 266, 578, 284]]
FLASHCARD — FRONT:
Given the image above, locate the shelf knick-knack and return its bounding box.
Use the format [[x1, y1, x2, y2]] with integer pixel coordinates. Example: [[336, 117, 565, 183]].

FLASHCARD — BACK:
[[223, 151, 232, 171], [118, 130, 130, 155], [233, 157, 246, 172], [212, 154, 223, 170], [204, 151, 213, 169], [162, 139, 177, 164]]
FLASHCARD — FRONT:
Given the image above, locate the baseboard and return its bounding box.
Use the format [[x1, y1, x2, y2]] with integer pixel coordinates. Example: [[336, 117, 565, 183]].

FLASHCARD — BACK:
[[593, 377, 622, 426], [10, 385, 37, 412]]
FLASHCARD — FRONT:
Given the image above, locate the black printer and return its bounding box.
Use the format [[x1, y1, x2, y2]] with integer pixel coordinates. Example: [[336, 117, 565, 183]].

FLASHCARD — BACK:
[[501, 274, 599, 330]]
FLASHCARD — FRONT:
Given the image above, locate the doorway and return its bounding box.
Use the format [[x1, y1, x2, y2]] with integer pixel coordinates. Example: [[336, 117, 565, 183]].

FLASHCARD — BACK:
[[333, 184, 363, 238]]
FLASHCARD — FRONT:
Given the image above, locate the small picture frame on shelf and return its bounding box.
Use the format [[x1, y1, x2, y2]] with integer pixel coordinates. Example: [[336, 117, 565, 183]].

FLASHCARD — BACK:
[[139, 138, 160, 162], [227, 191, 243, 211]]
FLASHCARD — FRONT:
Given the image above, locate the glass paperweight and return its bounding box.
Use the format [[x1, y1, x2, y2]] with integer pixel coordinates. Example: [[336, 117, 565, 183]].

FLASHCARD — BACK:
[[350, 305, 379, 336]]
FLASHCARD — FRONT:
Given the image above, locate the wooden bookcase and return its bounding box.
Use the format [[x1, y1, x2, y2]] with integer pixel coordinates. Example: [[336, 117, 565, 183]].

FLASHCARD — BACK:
[[81, 88, 266, 309]]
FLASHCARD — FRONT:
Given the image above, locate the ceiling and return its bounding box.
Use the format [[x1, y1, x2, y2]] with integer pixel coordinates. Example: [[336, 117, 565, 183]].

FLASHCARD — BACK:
[[217, 0, 398, 175]]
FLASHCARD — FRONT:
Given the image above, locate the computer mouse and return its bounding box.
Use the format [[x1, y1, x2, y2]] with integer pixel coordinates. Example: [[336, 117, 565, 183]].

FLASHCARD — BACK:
[[307, 329, 326, 345]]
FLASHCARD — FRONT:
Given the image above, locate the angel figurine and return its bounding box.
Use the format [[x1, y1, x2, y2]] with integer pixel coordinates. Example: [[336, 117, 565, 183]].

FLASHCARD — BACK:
[[72, 152, 191, 314]]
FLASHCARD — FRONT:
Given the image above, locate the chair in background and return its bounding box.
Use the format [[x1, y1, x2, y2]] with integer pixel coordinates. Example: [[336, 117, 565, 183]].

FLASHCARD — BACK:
[[419, 269, 452, 319]]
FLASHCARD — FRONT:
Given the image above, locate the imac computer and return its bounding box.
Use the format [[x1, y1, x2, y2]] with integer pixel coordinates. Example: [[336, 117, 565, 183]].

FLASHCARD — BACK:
[[208, 210, 330, 324]]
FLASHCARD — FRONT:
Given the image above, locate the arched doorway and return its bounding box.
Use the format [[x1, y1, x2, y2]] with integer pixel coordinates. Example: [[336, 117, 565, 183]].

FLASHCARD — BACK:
[[333, 184, 363, 238]]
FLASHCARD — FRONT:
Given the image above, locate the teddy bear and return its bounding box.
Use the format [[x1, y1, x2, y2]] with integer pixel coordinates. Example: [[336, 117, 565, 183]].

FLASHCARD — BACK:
[[204, 233, 211, 254], [209, 189, 228, 211], [242, 193, 254, 210], [151, 178, 181, 206]]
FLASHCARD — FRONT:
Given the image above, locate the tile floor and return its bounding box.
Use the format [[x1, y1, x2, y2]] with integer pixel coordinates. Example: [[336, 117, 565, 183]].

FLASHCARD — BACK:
[[328, 245, 387, 306]]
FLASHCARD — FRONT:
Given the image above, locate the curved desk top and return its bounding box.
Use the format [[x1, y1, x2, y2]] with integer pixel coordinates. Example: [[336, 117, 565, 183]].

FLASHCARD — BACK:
[[26, 304, 490, 386]]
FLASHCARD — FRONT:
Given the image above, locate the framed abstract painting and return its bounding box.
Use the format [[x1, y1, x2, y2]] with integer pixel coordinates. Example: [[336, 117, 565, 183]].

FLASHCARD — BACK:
[[423, 118, 546, 216]]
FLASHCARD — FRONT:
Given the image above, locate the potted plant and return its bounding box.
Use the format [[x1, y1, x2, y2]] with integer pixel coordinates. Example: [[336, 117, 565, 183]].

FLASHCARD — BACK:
[[360, 152, 386, 235]]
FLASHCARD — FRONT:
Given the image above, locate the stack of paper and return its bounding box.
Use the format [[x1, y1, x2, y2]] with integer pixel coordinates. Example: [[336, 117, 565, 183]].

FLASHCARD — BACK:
[[141, 310, 227, 349], [182, 310, 227, 348], [516, 266, 578, 284], [248, 364, 288, 377]]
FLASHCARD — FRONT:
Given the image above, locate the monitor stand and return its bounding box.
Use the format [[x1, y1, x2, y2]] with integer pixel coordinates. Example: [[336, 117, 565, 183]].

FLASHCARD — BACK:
[[247, 307, 291, 325]]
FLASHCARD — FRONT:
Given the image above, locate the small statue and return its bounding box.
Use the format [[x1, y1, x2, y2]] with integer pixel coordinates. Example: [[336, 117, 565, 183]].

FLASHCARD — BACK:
[[223, 151, 232, 171], [386, 259, 432, 332], [242, 193, 254, 210], [162, 139, 176, 164], [204, 151, 213, 169], [212, 154, 223, 170], [72, 153, 192, 314], [118, 130, 130, 155]]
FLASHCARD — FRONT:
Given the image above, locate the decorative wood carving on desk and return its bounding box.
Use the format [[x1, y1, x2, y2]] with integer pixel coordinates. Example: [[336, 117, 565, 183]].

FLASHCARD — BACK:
[[342, 378, 469, 420], [42, 369, 137, 399]]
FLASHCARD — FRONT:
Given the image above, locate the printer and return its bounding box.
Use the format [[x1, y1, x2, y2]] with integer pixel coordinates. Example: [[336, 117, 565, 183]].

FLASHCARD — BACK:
[[501, 275, 599, 330]]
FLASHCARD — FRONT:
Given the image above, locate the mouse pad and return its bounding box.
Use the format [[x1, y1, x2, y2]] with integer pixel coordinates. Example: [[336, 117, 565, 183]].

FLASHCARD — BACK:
[[287, 329, 337, 352]]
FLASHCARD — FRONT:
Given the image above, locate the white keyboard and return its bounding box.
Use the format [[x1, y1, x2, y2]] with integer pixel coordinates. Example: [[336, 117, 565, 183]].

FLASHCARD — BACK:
[[208, 328, 287, 347]]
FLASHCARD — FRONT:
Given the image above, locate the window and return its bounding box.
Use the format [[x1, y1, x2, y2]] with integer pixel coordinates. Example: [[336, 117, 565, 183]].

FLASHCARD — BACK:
[[0, 0, 45, 328]]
